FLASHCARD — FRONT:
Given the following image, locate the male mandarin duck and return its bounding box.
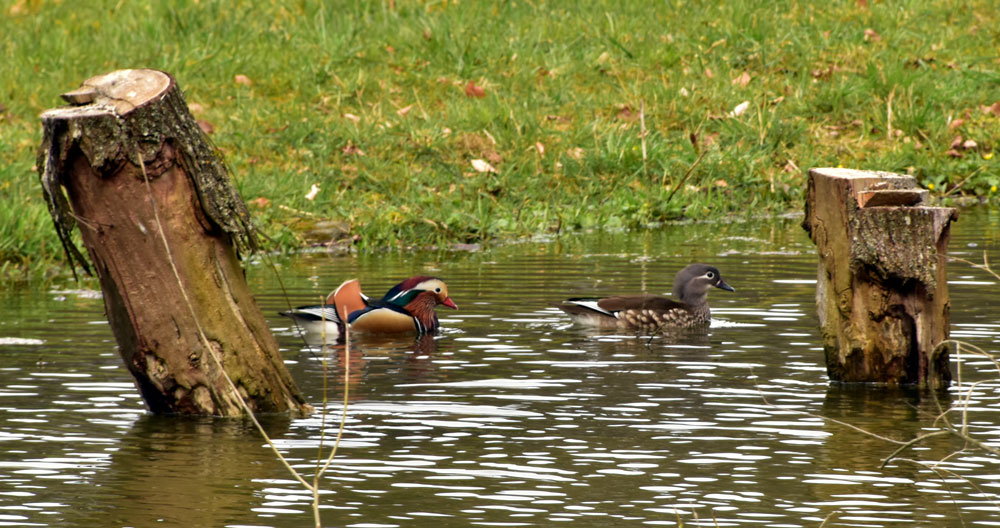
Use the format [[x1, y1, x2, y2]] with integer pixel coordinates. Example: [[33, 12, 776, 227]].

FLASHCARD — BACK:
[[280, 276, 457, 338], [558, 263, 734, 330]]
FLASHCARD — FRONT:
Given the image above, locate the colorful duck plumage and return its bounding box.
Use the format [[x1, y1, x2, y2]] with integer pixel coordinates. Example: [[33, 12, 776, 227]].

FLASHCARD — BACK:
[[558, 263, 734, 330], [280, 276, 457, 339]]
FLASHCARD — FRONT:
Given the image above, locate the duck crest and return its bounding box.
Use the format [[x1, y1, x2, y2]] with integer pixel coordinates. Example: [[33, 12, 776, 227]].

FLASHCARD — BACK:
[[383, 275, 437, 304]]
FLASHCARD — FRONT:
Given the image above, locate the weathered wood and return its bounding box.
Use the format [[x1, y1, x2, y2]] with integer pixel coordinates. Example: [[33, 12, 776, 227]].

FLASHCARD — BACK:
[[802, 167, 956, 387], [38, 69, 311, 416]]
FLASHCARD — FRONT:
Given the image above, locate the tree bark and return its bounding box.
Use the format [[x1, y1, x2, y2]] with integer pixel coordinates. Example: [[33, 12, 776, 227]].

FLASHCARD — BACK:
[[802, 168, 956, 387], [38, 69, 311, 416]]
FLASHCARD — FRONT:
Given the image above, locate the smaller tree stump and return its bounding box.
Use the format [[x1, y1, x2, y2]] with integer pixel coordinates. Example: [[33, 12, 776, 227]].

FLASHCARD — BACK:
[[802, 168, 956, 387], [38, 69, 311, 416]]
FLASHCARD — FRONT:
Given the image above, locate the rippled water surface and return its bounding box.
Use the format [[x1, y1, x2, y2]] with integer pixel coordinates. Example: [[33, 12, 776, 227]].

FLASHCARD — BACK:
[[2, 207, 1000, 527]]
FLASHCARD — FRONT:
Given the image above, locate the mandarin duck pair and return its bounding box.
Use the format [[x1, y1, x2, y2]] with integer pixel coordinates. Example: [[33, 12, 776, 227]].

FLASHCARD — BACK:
[[281, 264, 734, 338]]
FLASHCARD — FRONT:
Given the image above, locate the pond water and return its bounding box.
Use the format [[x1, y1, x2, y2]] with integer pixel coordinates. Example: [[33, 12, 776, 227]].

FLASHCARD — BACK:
[[1, 207, 999, 528]]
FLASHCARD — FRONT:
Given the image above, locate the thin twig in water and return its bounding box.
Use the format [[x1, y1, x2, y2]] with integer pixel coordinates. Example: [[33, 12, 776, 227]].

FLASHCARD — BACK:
[[879, 430, 950, 469]]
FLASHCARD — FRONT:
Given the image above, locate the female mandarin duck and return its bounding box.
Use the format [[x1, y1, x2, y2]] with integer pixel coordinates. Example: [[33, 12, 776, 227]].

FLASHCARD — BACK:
[[281, 276, 457, 338], [558, 263, 734, 330]]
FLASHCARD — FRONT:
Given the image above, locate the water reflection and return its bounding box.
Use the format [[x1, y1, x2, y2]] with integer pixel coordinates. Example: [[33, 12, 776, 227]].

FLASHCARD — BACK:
[[0, 208, 998, 526]]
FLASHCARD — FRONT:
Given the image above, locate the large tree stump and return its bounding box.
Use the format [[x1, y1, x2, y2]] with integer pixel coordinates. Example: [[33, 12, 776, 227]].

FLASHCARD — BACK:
[[38, 69, 311, 416], [802, 168, 956, 387]]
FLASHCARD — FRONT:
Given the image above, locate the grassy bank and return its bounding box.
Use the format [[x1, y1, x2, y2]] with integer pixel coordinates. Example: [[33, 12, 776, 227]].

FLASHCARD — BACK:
[[2, 0, 998, 281]]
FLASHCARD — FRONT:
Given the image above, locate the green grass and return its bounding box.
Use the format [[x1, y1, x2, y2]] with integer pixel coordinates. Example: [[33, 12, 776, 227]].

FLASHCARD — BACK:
[[2, 0, 999, 281]]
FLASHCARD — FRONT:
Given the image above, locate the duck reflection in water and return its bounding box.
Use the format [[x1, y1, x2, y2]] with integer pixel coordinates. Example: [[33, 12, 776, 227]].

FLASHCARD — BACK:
[[303, 333, 441, 396]]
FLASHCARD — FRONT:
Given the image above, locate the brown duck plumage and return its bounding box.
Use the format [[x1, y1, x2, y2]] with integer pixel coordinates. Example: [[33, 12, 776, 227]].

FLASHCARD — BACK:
[[559, 263, 734, 330]]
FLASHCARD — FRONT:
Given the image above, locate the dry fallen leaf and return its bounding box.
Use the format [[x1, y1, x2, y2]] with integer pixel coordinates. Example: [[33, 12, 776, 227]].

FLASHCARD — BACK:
[[465, 81, 486, 98], [396, 104, 413, 117], [949, 118, 965, 130], [342, 143, 365, 156], [730, 101, 750, 117], [566, 147, 585, 160], [234, 74, 252, 86], [305, 183, 320, 201], [963, 139, 978, 150], [704, 68, 714, 79], [534, 142, 546, 156], [344, 113, 361, 123], [732, 71, 752, 88], [470, 159, 497, 173], [197, 120, 215, 134], [715, 179, 729, 188], [863, 28, 881, 42], [188, 102, 204, 113], [950, 136, 964, 149], [248, 197, 271, 208], [615, 104, 636, 121]]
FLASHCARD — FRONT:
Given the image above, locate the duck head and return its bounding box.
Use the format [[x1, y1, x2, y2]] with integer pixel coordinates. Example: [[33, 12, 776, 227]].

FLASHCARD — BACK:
[[384, 276, 458, 309], [672, 264, 734, 306]]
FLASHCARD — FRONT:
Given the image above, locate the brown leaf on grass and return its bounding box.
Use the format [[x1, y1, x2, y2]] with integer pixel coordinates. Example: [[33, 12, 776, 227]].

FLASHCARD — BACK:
[[950, 136, 964, 149], [704, 68, 714, 79], [196, 120, 215, 134], [534, 142, 546, 156], [947, 149, 963, 158], [344, 113, 361, 123], [984, 102, 1000, 115], [857, 0, 868, 7], [248, 197, 271, 208], [715, 179, 729, 188], [385, 45, 395, 54], [188, 102, 204, 113], [783, 159, 800, 173], [396, 104, 413, 117], [465, 81, 486, 98], [470, 159, 497, 173], [948, 118, 965, 130], [732, 71, 752, 88], [234, 74, 252, 86], [615, 104, 637, 121], [342, 143, 366, 156], [963, 139, 978, 150], [863, 29, 881, 42], [566, 147, 585, 160]]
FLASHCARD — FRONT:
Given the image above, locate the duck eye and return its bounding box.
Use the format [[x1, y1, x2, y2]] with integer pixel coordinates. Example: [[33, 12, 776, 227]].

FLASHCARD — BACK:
[[706, 271, 715, 279], [435, 287, 442, 293]]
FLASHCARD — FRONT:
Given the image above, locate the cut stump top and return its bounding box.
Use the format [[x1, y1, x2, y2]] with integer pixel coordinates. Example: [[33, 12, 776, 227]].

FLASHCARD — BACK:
[[45, 69, 173, 118]]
